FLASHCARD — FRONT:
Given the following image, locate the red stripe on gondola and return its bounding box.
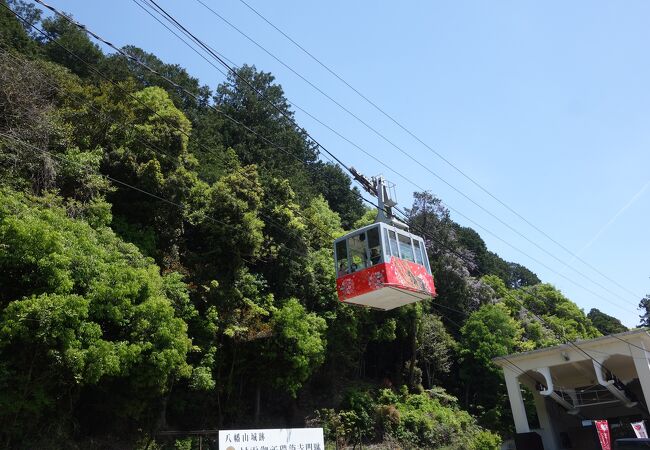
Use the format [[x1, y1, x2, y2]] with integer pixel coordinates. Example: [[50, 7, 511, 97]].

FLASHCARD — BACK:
[[336, 258, 435, 305]]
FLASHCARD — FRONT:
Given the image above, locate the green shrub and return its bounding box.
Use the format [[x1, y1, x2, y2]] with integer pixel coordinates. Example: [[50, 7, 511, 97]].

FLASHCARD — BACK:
[[315, 385, 501, 449], [470, 430, 502, 450]]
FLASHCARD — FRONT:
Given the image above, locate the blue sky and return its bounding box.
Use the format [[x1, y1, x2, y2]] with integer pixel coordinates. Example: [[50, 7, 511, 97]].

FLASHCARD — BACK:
[[42, 0, 650, 326]]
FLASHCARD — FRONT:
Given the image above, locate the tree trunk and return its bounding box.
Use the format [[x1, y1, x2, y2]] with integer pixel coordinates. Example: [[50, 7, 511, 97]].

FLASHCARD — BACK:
[[408, 311, 417, 389], [254, 382, 261, 425]]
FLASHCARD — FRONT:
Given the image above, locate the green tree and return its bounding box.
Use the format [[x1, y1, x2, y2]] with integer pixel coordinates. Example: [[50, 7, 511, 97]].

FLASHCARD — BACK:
[[0, 51, 59, 194], [588, 308, 628, 335], [513, 284, 600, 343], [0, 189, 191, 446], [459, 303, 524, 432], [99, 86, 201, 267], [639, 295, 650, 327], [7, 0, 41, 39], [417, 313, 456, 388], [309, 161, 364, 229], [188, 164, 265, 278], [99, 45, 211, 118], [0, 0, 38, 54], [214, 65, 318, 199], [40, 14, 104, 78], [261, 299, 327, 397]]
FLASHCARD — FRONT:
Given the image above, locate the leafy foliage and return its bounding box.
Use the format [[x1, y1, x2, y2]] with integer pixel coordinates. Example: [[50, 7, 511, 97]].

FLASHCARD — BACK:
[[0, 190, 191, 446], [0, 5, 628, 447], [639, 295, 650, 327], [316, 387, 501, 449], [588, 308, 628, 335]]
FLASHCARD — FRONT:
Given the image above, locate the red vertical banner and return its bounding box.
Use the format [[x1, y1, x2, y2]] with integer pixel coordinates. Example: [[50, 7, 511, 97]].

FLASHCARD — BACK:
[[595, 420, 611, 450]]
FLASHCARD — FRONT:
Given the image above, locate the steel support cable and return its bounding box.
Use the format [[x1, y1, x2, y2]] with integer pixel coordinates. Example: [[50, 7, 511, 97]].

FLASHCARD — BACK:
[[397, 286, 648, 414], [17, 0, 367, 253], [4, 6, 642, 409], [0, 131, 295, 262], [48, 0, 639, 316], [289, 93, 637, 312], [131, 0, 232, 78], [22, 2, 641, 317], [139, 0, 350, 172], [134, 0, 639, 313], [134, 0, 640, 311], [234, 0, 642, 301], [2, 5, 345, 259], [188, 0, 643, 302], [0, 63, 311, 264]]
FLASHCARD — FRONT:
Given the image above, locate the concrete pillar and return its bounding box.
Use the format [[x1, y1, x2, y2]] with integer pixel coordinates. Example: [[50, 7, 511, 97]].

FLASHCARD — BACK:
[[504, 367, 530, 434], [630, 339, 650, 409], [533, 390, 560, 450]]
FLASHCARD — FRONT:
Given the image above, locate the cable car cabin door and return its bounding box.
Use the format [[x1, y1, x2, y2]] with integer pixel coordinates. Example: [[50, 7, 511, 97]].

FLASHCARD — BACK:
[[334, 223, 436, 310]]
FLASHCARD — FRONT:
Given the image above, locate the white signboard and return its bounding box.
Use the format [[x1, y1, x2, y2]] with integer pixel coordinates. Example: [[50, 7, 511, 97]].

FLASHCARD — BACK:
[[218, 428, 324, 450], [632, 421, 648, 438]]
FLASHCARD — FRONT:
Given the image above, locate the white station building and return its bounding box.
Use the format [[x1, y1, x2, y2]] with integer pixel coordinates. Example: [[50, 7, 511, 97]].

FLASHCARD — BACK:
[[494, 329, 650, 450]]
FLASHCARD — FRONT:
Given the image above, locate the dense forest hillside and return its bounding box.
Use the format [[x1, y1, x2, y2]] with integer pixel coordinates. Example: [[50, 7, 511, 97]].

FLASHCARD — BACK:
[[0, 2, 630, 448]]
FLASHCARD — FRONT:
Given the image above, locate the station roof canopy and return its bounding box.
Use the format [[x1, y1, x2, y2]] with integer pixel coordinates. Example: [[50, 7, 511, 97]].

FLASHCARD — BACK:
[[494, 328, 650, 382]]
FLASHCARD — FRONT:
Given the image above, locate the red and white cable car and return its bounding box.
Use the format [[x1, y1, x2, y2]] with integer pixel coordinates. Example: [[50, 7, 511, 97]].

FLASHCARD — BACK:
[[334, 172, 436, 310]]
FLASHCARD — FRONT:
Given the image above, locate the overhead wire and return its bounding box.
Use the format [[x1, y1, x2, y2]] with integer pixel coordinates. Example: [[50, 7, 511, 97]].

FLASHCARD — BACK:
[[188, 0, 644, 303], [0, 131, 274, 264], [24, 4, 644, 390], [142, 0, 642, 312], [234, 0, 643, 302], [1, 2, 548, 387], [24, 0, 642, 345], [11, 0, 646, 403], [0, 45, 315, 265], [399, 286, 649, 414], [131, 0, 641, 315], [139, 0, 350, 171], [0, 4, 358, 263]]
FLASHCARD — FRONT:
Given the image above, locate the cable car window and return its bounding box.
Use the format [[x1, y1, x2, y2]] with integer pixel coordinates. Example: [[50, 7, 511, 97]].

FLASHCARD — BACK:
[[413, 239, 424, 265], [422, 242, 432, 274], [398, 234, 415, 262], [367, 227, 382, 265], [383, 229, 391, 257], [335, 240, 348, 278], [347, 233, 369, 272], [388, 230, 400, 257]]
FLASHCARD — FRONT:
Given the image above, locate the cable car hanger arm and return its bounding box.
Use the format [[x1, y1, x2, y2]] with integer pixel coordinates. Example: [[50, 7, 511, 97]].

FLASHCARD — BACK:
[[350, 167, 409, 230]]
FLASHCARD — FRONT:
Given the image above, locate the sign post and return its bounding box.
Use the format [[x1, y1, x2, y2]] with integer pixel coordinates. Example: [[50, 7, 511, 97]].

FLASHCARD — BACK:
[[218, 428, 324, 450]]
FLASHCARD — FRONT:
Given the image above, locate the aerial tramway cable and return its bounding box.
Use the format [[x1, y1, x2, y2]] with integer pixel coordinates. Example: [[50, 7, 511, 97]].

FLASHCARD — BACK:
[[233, 0, 642, 301], [11, 1, 647, 409], [134, 0, 642, 311]]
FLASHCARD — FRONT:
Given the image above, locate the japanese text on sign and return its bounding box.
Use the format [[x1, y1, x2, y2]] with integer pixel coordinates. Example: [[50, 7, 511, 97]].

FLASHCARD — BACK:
[[218, 428, 324, 450]]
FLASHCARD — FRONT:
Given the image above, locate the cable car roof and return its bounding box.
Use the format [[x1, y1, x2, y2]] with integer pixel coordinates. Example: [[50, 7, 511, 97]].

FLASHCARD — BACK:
[[334, 221, 426, 244]]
